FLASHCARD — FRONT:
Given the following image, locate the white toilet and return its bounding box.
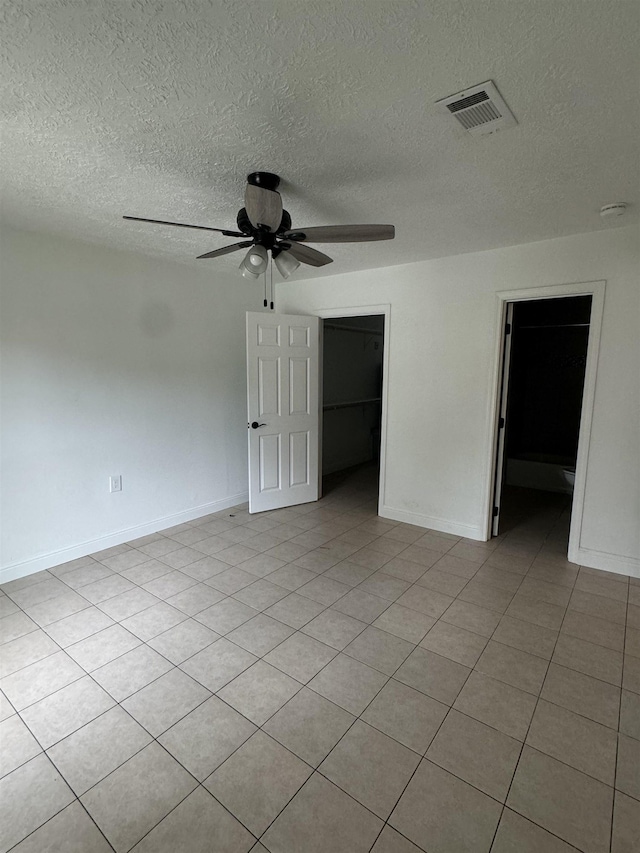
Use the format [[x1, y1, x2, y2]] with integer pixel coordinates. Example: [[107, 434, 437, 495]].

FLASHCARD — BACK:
[[562, 466, 576, 492]]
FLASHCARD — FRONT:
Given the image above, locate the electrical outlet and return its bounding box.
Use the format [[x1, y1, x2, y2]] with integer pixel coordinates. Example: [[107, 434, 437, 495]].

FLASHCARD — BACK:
[[109, 475, 122, 493]]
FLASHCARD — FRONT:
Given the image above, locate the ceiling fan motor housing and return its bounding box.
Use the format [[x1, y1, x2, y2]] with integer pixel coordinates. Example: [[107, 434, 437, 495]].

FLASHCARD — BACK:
[[246, 172, 281, 191], [236, 207, 291, 241]]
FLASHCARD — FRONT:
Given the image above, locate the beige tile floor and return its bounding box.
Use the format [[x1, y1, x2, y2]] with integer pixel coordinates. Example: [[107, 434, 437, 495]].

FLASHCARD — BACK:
[[1, 467, 639, 853]]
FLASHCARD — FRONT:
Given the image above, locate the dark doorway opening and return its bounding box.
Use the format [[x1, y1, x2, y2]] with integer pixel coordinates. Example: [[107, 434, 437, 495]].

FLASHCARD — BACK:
[[494, 295, 592, 538], [321, 315, 384, 500]]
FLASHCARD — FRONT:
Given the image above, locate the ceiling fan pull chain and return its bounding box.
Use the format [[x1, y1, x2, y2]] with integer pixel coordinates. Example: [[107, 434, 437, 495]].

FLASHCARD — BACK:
[[270, 258, 274, 310]]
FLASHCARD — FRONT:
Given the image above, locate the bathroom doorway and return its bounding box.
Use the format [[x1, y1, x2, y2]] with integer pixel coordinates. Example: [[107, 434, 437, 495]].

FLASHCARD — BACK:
[[491, 294, 593, 542]]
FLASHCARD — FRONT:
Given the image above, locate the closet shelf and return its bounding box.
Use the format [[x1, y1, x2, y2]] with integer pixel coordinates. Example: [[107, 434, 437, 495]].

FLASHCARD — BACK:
[[323, 397, 381, 411]]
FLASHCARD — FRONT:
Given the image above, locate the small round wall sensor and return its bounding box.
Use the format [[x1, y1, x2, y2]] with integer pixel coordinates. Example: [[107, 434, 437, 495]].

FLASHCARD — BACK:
[[600, 203, 627, 218]]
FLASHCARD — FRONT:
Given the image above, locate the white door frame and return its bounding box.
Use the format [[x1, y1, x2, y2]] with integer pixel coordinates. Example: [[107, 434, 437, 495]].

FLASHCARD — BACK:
[[315, 303, 391, 512], [483, 281, 606, 563]]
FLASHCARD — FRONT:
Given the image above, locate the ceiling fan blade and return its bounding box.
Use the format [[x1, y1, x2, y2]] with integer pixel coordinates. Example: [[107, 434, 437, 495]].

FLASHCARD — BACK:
[[244, 184, 283, 232], [196, 241, 253, 260], [123, 216, 244, 237], [284, 224, 395, 243], [284, 242, 333, 267]]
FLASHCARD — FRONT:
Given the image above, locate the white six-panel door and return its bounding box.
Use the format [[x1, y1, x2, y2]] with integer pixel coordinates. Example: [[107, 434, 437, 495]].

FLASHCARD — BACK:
[[246, 312, 320, 513], [492, 302, 514, 536]]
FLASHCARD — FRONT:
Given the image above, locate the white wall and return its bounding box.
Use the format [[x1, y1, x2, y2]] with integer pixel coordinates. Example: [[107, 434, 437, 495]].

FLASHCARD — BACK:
[[1, 226, 256, 580], [278, 225, 640, 577]]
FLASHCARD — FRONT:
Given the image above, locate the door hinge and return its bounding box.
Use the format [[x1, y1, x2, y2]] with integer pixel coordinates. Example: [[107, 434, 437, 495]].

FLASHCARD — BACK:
[[493, 506, 499, 517], [499, 417, 505, 429], [505, 322, 511, 334]]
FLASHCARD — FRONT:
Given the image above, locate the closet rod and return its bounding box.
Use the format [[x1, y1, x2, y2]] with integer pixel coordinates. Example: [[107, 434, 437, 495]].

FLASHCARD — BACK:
[[323, 323, 383, 335], [519, 323, 590, 329], [323, 397, 382, 412]]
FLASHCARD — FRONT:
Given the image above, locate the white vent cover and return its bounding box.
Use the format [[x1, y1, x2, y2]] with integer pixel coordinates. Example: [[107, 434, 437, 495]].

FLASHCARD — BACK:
[[436, 81, 517, 136]]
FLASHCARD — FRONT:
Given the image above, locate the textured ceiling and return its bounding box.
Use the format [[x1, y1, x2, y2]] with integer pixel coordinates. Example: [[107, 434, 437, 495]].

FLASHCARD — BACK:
[[1, 0, 638, 280]]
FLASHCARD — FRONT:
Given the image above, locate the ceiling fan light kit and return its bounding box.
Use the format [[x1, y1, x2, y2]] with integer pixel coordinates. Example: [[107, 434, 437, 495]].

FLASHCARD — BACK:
[[123, 173, 395, 299], [273, 249, 300, 279], [240, 245, 269, 278]]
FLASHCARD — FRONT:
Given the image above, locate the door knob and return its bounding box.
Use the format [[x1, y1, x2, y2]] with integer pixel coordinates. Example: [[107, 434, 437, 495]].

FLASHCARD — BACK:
[[250, 422, 266, 429]]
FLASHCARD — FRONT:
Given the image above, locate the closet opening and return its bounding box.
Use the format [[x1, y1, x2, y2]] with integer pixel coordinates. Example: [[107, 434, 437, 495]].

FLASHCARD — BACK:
[[321, 315, 385, 504]]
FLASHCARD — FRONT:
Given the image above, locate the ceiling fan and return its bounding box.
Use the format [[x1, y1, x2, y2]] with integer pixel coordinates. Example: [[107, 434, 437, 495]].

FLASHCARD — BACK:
[[123, 172, 395, 280]]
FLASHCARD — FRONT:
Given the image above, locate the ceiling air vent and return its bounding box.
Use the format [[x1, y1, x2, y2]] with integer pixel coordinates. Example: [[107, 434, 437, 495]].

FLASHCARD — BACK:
[[436, 81, 517, 136]]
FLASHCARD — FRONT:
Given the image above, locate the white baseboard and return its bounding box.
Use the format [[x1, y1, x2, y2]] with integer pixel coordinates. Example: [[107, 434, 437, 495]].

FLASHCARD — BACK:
[[380, 504, 485, 541], [0, 492, 249, 584], [571, 545, 640, 579]]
